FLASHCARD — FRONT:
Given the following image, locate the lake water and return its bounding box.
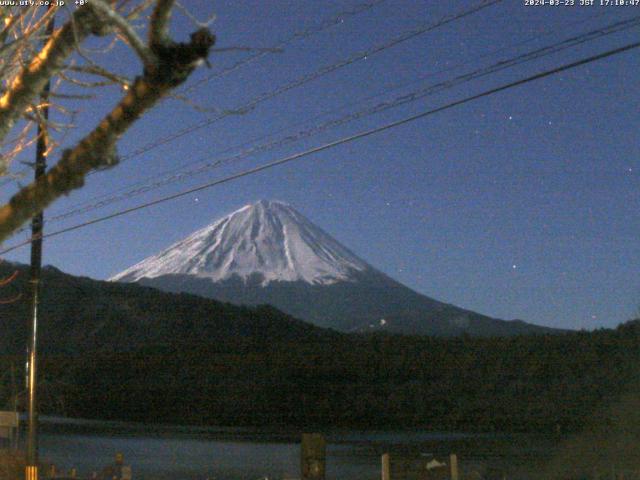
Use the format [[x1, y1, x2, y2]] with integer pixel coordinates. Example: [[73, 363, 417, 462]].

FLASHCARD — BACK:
[[33, 417, 559, 480]]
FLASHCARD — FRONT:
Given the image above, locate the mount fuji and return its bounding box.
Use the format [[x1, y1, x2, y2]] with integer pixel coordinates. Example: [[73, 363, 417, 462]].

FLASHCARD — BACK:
[[112, 200, 555, 336]]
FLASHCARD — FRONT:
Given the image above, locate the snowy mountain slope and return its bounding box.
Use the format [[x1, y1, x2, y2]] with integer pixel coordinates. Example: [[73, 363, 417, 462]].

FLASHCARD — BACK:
[[111, 200, 369, 286], [112, 200, 558, 337]]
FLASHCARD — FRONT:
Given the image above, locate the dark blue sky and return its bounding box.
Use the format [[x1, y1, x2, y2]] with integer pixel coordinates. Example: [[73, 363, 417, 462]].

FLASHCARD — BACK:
[[1, 0, 638, 330]]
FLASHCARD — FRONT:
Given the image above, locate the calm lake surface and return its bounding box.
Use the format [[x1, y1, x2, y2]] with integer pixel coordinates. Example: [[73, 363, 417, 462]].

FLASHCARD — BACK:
[[34, 417, 559, 480]]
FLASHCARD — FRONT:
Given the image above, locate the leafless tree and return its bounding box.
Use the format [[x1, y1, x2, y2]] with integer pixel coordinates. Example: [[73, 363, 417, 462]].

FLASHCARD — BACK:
[[0, 1, 215, 244]]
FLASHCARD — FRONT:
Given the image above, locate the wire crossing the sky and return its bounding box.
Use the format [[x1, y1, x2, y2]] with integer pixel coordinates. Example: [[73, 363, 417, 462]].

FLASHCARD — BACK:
[[116, 0, 503, 165], [1, 39, 637, 256], [178, 0, 390, 96], [36, 13, 640, 227], [44, 6, 612, 216], [40, 0, 519, 217], [0, 0, 390, 189], [0, 0, 502, 212], [0, 0, 502, 205]]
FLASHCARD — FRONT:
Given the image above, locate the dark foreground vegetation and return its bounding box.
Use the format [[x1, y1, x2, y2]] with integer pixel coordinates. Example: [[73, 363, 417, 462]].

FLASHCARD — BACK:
[[32, 322, 640, 432], [0, 262, 639, 433]]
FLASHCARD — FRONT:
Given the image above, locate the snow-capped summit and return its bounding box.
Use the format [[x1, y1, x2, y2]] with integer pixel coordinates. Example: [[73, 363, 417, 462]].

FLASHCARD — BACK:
[[112, 200, 557, 337], [111, 200, 369, 286]]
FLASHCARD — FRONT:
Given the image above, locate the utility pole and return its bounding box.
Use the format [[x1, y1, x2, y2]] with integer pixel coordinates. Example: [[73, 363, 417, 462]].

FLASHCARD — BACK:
[[26, 8, 54, 480], [11, 361, 19, 450]]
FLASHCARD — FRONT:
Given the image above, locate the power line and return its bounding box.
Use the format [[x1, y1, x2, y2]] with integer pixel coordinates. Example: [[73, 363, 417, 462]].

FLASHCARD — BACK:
[[113, 0, 502, 165], [0, 0, 389, 189], [1, 0, 501, 218], [37, 13, 640, 226], [177, 0, 390, 96], [3, 0, 501, 216], [42, 2, 527, 217], [1, 39, 637, 256]]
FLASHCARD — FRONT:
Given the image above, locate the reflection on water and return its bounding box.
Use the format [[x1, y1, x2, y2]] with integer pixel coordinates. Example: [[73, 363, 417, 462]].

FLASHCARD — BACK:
[[34, 417, 557, 480], [40, 433, 301, 480]]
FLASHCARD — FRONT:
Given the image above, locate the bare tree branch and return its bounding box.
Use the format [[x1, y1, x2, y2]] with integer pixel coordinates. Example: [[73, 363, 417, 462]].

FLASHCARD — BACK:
[[66, 64, 131, 87], [125, 0, 156, 21], [175, 1, 216, 29], [50, 92, 97, 100], [164, 92, 221, 113], [149, 0, 174, 46], [212, 46, 283, 53], [0, 292, 22, 304], [0, 268, 21, 304], [0, 24, 215, 243], [90, 0, 156, 69], [0, 269, 18, 286], [0, 6, 101, 172]]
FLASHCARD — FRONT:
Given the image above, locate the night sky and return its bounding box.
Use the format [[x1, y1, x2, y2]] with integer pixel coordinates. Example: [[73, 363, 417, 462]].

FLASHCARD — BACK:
[[0, 0, 638, 330]]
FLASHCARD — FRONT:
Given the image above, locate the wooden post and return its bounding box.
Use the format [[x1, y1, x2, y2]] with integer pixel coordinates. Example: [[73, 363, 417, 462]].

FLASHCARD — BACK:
[[449, 454, 459, 480], [381, 453, 390, 480], [301, 433, 326, 480], [26, 9, 55, 477], [121, 466, 132, 480]]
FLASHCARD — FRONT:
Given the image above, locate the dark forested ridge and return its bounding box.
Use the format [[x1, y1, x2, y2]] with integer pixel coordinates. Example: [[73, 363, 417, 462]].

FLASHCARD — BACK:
[[135, 269, 559, 337], [0, 262, 332, 354], [0, 261, 638, 433]]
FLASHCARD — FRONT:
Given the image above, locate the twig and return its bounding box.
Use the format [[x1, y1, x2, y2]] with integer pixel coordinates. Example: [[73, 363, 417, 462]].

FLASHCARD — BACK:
[[90, 0, 156, 69], [149, 0, 174, 46], [212, 47, 283, 53], [175, 1, 216, 29], [0, 18, 215, 242], [66, 64, 131, 86], [0, 269, 18, 286]]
